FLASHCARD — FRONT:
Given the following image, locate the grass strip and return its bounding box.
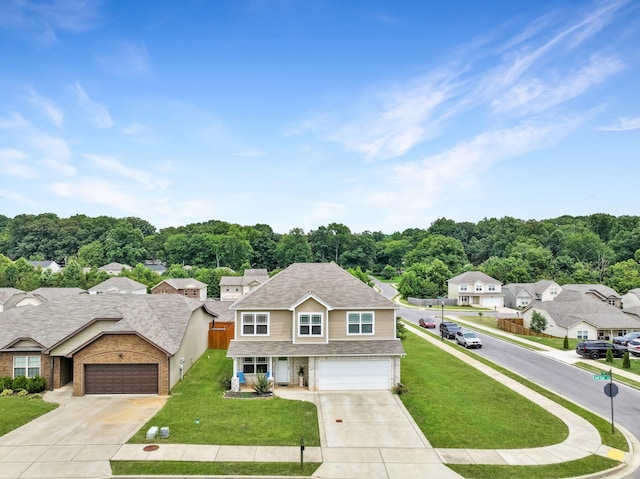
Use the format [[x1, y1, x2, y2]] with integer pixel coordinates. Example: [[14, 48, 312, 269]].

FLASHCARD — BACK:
[[127, 350, 320, 446], [0, 396, 58, 436], [574, 361, 640, 390], [448, 455, 620, 479], [399, 332, 568, 448], [110, 460, 320, 476]]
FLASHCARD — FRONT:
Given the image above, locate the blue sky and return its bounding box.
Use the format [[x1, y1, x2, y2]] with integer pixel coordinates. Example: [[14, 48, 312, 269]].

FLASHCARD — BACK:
[[1, 0, 639, 234]]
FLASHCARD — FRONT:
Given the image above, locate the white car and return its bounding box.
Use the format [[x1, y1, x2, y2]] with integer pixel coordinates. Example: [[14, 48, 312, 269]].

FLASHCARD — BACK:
[[627, 339, 640, 356], [455, 330, 483, 349]]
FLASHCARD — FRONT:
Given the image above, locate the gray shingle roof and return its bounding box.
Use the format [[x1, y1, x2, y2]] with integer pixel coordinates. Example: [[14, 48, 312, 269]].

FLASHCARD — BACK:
[[98, 262, 132, 271], [153, 278, 207, 290], [448, 271, 501, 285], [560, 284, 620, 299], [227, 339, 405, 358], [528, 299, 640, 329], [0, 294, 212, 355], [203, 300, 235, 322], [231, 263, 396, 310], [28, 288, 86, 300], [0, 288, 25, 304], [88, 277, 147, 293]]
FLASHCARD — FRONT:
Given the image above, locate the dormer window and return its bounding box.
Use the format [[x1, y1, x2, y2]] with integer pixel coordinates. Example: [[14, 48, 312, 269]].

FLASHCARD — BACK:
[[299, 313, 322, 336]]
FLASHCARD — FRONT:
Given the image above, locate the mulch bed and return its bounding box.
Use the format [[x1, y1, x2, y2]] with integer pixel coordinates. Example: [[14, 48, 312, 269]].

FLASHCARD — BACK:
[[223, 391, 274, 399]]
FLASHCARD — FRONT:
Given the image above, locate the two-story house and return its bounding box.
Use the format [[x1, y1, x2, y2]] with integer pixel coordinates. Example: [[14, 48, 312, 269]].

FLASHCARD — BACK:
[[502, 280, 561, 309], [219, 269, 270, 301], [447, 271, 503, 308], [226, 263, 404, 391], [560, 284, 622, 309]]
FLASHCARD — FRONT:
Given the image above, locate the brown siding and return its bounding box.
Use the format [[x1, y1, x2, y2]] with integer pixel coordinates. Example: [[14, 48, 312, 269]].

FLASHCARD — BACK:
[[72, 334, 168, 396]]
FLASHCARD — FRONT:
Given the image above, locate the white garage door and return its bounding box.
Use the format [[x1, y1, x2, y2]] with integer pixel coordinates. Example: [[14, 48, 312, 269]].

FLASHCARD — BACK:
[[318, 359, 391, 390], [482, 297, 502, 307]]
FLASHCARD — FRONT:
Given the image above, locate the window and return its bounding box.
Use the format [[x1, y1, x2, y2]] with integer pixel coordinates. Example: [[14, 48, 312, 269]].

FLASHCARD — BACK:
[[192, 290, 197, 296], [243, 357, 268, 374], [475, 283, 483, 292], [577, 331, 589, 340], [299, 313, 322, 336], [225, 287, 229, 292], [184, 290, 188, 296], [235, 287, 239, 292], [460, 296, 469, 303], [607, 298, 616, 306], [459, 284, 468, 292], [347, 312, 374, 335], [242, 313, 269, 335], [14, 356, 41, 378], [488, 284, 496, 292]]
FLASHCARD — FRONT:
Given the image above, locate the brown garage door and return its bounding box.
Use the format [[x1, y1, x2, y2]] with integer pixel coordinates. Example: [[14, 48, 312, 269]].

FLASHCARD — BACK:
[[85, 364, 158, 394]]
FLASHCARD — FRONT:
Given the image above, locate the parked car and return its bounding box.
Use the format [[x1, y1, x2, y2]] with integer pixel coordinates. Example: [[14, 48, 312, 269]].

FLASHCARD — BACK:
[[612, 332, 640, 346], [419, 317, 436, 329], [455, 330, 482, 349], [627, 339, 640, 356], [439, 321, 460, 339], [575, 340, 627, 360]]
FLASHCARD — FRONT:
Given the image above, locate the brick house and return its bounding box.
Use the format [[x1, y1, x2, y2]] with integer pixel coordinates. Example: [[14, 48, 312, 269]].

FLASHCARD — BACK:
[[0, 294, 217, 396], [151, 278, 208, 301]]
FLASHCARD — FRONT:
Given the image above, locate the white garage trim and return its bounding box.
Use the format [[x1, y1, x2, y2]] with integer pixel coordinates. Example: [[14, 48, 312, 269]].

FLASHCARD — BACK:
[[481, 297, 502, 307], [318, 358, 391, 390]]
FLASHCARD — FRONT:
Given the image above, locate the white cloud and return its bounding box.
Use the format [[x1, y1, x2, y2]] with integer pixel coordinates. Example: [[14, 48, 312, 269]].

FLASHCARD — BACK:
[[0, 148, 36, 178], [84, 153, 169, 190], [27, 89, 64, 127], [96, 41, 151, 77], [49, 179, 141, 214], [31, 133, 71, 163], [599, 117, 640, 131], [74, 82, 113, 128], [0, 112, 29, 129], [42, 158, 76, 176], [0, 188, 36, 205]]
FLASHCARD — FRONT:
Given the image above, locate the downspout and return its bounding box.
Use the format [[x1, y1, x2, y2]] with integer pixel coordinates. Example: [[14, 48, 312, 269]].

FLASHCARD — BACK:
[[49, 355, 54, 391]]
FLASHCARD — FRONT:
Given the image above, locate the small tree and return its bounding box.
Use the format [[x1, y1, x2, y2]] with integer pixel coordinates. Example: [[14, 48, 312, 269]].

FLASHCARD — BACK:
[[623, 351, 631, 369], [563, 335, 569, 350], [529, 311, 548, 334], [396, 317, 407, 341], [606, 347, 614, 363]]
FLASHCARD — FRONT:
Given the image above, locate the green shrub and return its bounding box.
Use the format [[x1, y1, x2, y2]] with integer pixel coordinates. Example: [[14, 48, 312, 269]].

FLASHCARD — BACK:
[[12, 376, 28, 391], [396, 318, 407, 341], [17, 389, 28, 397], [252, 373, 271, 394], [623, 351, 631, 369], [0, 389, 14, 397], [0, 377, 12, 390], [392, 383, 409, 395], [26, 376, 46, 393], [606, 348, 614, 363], [563, 335, 569, 350], [219, 376, 232, 391]]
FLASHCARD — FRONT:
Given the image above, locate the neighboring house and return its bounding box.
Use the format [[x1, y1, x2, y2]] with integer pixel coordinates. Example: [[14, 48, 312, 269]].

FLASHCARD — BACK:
[[98, 262, 132, 275], [522, 295, 640, 340], [27, 260, 62, 273], [623, 289, 640, 310], [88, 277, 148, 295], [219, 269, 270, 301], [14, 288, 86, 308], [0, 294, 216, 396], [227, 262, 404, 391], [0, 288, 25, 312], [559, 284, 622, 309], [151, 278, 208, 301], [502, 280, 562, 309], [447, 271, 503, 308], [143, 260, 167, 275]]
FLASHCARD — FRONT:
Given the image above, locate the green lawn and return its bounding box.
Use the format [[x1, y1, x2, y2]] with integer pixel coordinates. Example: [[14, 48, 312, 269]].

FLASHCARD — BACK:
[[399, 333, 568, 448], [0, 396, 58, 436], [111, 461, 321, 476], [127, 350, 320, 446]]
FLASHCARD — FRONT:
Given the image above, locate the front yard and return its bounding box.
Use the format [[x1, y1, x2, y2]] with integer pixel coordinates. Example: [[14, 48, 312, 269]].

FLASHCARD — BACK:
[[127, 350, 320, 446], [0, 395, 57, 436]]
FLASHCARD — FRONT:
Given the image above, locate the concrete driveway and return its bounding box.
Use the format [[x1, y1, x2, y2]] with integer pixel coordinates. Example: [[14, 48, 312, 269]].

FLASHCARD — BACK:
[[0, 387, 165, 478]]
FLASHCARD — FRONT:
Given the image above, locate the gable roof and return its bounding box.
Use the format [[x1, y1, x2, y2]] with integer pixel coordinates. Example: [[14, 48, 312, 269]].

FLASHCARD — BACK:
[[27, 260, 59, 269], [448, 271, 501, 285], [152, 278, 207, 290], [220, 269, 269, 287], [0, 288, 25, 304], [98, 262, 132, 272], [231, 262, 395, 310], [0, 294, 212, 355], [503, 280, 559, 299], [88, 277, 147, 293], [29, 287, 86, 300], [560, 284, 621, 299], [527, 299, 640, 330]]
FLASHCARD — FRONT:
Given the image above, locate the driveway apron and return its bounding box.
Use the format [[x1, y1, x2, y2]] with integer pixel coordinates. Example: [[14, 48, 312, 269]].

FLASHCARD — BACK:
[[0, 388, 165, 479]]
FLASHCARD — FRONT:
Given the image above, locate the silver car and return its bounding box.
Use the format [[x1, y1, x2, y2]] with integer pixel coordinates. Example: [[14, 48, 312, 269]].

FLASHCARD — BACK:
[[455, 330, 483, 349]]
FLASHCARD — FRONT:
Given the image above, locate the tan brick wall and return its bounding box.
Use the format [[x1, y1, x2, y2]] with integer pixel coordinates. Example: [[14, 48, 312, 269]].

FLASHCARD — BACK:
[[72, 334, 168, 396]]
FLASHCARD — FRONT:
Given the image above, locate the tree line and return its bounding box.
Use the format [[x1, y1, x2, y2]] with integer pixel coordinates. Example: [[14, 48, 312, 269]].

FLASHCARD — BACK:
[[1, 212, 640, 298]]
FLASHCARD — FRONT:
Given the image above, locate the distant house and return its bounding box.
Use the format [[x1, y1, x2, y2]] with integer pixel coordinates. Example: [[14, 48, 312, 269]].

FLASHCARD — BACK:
[[502, 280, 562, 309], [151, 278, 208, 301], [14, 287, 86, 308], [447, 271, 503, 308], [143, 260, 167, 275], [98, 263, 132, 275], [219, 269, 269, 301], [27, 260, 62, 273], [559, 284, 622, 309], [88, 277, 147, 295], [523, 292, 640, 340]]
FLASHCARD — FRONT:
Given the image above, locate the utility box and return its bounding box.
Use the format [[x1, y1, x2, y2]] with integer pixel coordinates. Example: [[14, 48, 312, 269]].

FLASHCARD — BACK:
[[160, 427, 170, 439], [146, 426, 159, 440]]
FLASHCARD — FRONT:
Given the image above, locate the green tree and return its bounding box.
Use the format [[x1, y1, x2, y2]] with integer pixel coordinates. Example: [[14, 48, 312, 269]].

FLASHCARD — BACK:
[[221, 236, 253, 271], [382, 265, 396, 280], [57, 259, 86, 288], [604, 259, 640, 295], [606, 347, 614, 363], [76, 241, 105, 268], [275, 228, 312, 267], [404, 235, 468, 274], [347, 266, 372, 287], [623, 351, 631, 369], [104, 222, 147, 265], [529, 311, 548, 334], [563, 335, 569, 350]]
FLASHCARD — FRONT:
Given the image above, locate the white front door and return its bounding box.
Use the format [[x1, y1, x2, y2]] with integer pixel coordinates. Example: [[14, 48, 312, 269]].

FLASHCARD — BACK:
[[276, 357, 289, 384]]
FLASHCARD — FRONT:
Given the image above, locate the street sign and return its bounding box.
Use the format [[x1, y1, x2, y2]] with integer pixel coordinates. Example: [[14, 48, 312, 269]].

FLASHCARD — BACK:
[[593, 374, 611, 380], [604, 383, 619, 398]]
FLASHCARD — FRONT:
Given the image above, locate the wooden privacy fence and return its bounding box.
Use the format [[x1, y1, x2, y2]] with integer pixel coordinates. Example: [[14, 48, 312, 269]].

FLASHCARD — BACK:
[[208, 322, 234, 350], [497, 318, 554, 338]]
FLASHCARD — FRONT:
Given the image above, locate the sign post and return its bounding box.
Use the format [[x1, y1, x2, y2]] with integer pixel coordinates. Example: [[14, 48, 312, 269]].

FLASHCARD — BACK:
[[603, 369, 618, 434], [300, 436, 305, 469]]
